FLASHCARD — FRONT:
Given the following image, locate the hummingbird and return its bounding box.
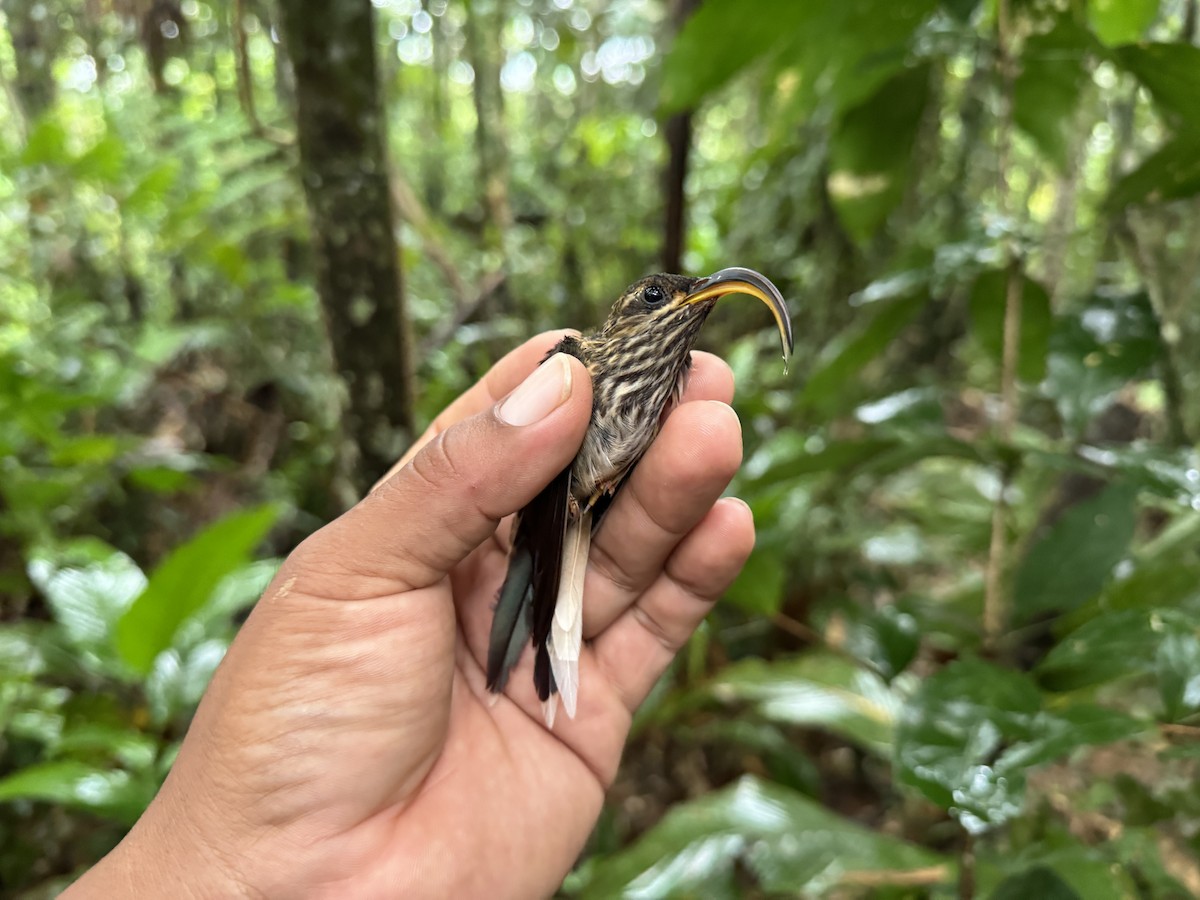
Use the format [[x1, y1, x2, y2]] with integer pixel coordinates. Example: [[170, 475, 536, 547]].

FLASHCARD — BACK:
[[485, 268, 793, 726]]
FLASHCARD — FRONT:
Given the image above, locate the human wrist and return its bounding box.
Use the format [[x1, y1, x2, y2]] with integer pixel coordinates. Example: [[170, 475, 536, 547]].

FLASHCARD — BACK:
[[64, 786, 261, 899]]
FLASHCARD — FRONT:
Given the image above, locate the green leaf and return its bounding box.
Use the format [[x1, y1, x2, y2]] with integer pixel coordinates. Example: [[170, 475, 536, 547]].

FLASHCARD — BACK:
[[123, 159, 182, 215], [48, 434, 122, 466], [660, 0, 937, 114], [943, 0, 982, 22], [1113, 43, 1200, 133], [1088, 0, 1158, 45], [677, 719, 821, 796], [1043, 292, 1162, 435], [26, 541, 147, 662], [576, 776, 948, 898], [1106, 133, 1200, 208], [702, 652, 905, 755], [828, 64, 931, 240], [895, 658, 1142, 831], [991, 866, 1082, 900], [660, 0, 798, 112], [1014, 19, 1090, 170], [56, 725, 158, 770], [1012, 482, 1138, 622], [20, 117, 69, 167], [845, 605, 920, 681], [71, 133, 127, 183], [978, 836, 1134, 899], [1156, 630, 1200, 722], [0, 760, 154, 825], [115, 504, 280, 674], [801, 293, 927, 418], [724, 549, 786, 615], [145, 639, 230, 725], [968, 269, 1052, 383]]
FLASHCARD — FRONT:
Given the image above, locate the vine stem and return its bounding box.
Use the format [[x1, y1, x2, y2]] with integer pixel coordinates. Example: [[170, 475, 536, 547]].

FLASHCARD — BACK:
[[983, 0, 1022, 651]]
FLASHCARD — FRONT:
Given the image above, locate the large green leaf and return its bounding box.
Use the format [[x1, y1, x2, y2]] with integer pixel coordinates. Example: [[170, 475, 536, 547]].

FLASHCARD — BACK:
[[1014, 18, 1090, 170], [895, 658, 1143, 831], [1012, 482, 1138, 622], [659, 0, 799, 112], [115, 504, 279, 674], [575, 776, 948, 898], [0, 760, 154, 825], [1088, 0, 1159, 45], [828, 63, 931, 241], [660, 0, 937, 114], [1113, 43, 1200, 132], [698, 652, 906, 755], [968, 269, 1052, 383]]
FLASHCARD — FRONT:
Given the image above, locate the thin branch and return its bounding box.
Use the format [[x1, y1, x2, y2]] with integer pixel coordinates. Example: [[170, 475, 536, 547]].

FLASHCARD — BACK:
[[958, 830, 976, 900], [840, 866, 951, 888], [388, 170, 508, 354], [390, 171, 469, 301], [234, 0, 294, 147], [426, 270, 507, 351]]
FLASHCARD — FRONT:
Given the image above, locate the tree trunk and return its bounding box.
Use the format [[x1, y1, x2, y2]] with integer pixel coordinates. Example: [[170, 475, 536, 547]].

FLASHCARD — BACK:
[[464, 0, 513, 269], [276, 0, 414, 494], [660, 0, 700, 273], [8, 0, 63, 123]]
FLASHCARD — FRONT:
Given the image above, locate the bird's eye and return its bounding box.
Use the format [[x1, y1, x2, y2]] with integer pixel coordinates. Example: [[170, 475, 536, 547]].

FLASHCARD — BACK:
[[643, 284, 667, 307]]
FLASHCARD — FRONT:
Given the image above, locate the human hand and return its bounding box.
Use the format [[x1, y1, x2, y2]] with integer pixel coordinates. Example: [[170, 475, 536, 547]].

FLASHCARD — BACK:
[[67, 331, 754, 899]]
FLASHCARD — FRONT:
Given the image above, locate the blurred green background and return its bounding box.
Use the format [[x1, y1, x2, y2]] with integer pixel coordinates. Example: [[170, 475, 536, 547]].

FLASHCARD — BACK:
[[4, 0, 1200, 895]]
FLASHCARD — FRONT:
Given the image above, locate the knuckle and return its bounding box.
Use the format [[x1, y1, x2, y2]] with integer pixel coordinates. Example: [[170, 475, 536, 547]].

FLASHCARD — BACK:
[[589, 542, 641, 596], [408, 428, 473, 496]]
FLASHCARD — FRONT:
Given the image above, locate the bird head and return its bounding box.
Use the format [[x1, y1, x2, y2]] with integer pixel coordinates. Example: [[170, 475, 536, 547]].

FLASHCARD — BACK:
[[600, 268, 794, 366]]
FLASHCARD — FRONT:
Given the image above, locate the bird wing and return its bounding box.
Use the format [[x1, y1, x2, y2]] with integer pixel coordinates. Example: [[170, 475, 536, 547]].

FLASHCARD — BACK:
[[486, 459, 570, 698], [487, 335, 584, 700]]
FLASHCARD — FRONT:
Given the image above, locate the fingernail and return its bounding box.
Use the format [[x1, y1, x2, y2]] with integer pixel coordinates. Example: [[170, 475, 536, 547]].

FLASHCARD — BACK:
[[498, 354, 572, 426]]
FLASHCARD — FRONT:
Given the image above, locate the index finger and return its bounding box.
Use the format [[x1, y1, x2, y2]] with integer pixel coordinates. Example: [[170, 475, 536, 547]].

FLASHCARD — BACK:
[[371, 329, 576, 492]]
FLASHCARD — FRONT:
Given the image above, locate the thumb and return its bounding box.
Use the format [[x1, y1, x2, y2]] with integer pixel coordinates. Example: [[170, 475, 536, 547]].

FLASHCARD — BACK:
[[298, 353, 592, 597]]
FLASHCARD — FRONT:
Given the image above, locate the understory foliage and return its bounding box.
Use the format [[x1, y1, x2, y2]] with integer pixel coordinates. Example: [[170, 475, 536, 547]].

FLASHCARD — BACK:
[[3, 0, 1200, 895]]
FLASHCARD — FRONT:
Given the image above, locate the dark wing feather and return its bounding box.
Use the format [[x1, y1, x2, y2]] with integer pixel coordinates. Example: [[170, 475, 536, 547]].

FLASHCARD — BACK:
[[486, 334, 585, 698], [485, 536, 532, 693], [486, 463, 571, 696]]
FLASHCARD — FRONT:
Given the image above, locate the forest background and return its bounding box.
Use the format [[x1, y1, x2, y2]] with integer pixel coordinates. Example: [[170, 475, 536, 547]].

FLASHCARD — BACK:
[[3, 0, 1200, 896]]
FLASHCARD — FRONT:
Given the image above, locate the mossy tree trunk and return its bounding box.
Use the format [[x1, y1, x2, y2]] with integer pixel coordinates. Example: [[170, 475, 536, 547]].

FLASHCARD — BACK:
[[276, 0, 414, 494]]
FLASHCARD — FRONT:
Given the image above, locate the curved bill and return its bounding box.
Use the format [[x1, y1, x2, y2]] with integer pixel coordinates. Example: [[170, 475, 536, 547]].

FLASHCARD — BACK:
[[682, 266, 794, 364]]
